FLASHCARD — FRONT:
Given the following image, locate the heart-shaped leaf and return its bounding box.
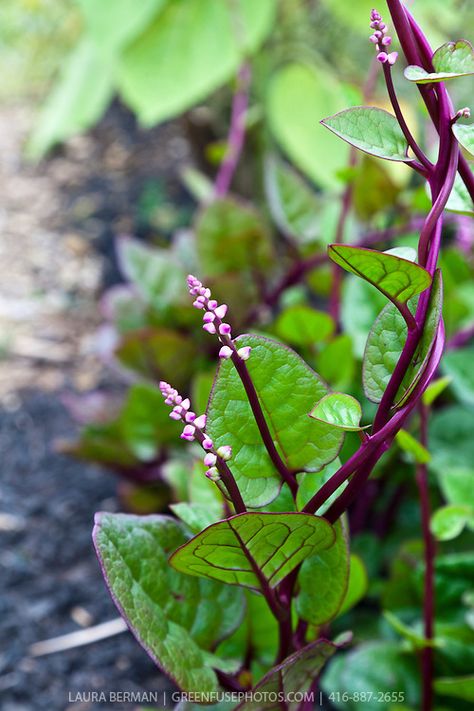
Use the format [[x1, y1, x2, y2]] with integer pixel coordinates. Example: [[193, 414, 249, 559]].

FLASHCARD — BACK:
[[363, 270, 442, 404], [275, 305, 334, 347], [310, 393, 364, 431], [236, 639, 339, 711], [170, 512, 335, 591], [93, 513, 245, 694], [328, 244, 432, 308], [296, 520, 349, 625], [321, 107, 414, 162], [206, 335, 344, 508], [453, 123, 474, 156], [405, 40, 474, 83]]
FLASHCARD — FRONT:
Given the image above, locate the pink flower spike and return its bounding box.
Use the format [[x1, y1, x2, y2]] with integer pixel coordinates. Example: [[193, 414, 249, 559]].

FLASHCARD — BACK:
[[388, 51, 398, 65], [237, 346, 251, 361], [204, 453, 217, 467], [203, 322, 217, 335], [180, 424, 196, 441], [194, 414, 207, 429], [203, 311, 215, 323], [214, 304, 228, 319], [202, 438, 213, 450], [217, 445, 232, 461], [185, 411, 196, 423], [219, 323, 232, 336], [219, 346, 233, 359], [377, 51, 388, 63], [208, 299, 218, 310]]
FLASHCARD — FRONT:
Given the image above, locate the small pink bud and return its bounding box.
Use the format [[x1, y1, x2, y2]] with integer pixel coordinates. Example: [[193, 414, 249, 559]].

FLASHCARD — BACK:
[[194, 414, 207, 429], [205, 467, 220, 482], [381, 35, 392, 46], [165, 396, 174, 405], [369, 34, 379, 44], [219, 346, 233, 359], [213, 304, 228, 319], [204, 453, 217, 467], [219, 323, 232, 336], [203, 322, 217, 335], [180, 424, 196, 441], [217, 445, 232, 461], [208, 300, 218, 310], [377, 51, 388, 63], [169, 410, 182, 421], [185, 411, 196, 423], [370, 20, 379, 29], [202, 438, 213, 450], [193, 298, 205, 309], [181, 398, 190, 410], [203, 311, 215, 323], [237, 346, 251, 361], [387, 51, 398, 65]]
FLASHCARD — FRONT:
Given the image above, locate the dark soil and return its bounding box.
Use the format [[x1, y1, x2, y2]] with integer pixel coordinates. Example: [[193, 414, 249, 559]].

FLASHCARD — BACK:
[[0, 391, 174, 711]]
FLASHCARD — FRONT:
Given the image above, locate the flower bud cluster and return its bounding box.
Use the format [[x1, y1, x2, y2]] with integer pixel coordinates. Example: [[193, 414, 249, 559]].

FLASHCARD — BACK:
[[369, 9, 398, 65], [159, 380, 232, 481], [187, 275, 251, 362]]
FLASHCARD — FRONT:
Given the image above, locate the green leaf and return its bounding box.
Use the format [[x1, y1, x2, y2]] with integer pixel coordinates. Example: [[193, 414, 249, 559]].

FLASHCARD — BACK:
[[119, 383, 177, 459], [274, 305, 334, 347], [317, 335, 355, 391], [117, 237, 186, 311], [435, 467, 474, 511], [170, 503, 223, 534], [341, 277, 387, 358], [362, 270, 442, 404], [430, 406, 474, 476], [446, 173, 474, 216], [338, 554, 368, 616], [431, 505, 473, 541], [264, 155, 322, 244], [328, 244, 432, 307], [442, 346, 474, 406], [27, 39, 114, 158], [170, 512, 335, 591], [207, 335, 344, 508], [321, 107, 414, 163], [321, 642, 420, 710], [296, 458, 347, 515], [77, 0, 166, 52], [118, 0, 275, 126], [405, 40, 474, 83], [434, 675, 474, 702], [396, 430, 431, 464], [237, 639, 338, 711], [296, 520, 349, 625], [422, 375, 452, 406], [453, 123, 474, 156], [383, 611, 438, 650], [93, 514, 245, 693], [115, 327, 195, 387], [310, 393, 364, 431], [267, 63, 349, 189]]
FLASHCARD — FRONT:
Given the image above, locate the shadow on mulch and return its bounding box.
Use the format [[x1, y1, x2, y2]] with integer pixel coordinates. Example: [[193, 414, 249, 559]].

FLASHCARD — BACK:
[[0, 390, 174, 711]]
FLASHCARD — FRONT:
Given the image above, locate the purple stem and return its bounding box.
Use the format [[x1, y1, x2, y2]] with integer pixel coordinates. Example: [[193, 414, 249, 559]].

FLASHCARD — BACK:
[[214, 63, 251, 198], [416, 401, 435, 711], [447, 323, 474, 350]]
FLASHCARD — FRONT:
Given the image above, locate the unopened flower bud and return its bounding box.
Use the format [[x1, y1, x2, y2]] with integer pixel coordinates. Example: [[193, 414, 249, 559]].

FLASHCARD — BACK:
[[181, 424, 196, 441], [170, 410, 182, 421], [203, 311, 215, 323], [204, 452, 217, 467], [214, 304, 228, 319], [194, 414, 207, 429], [219, 346, 233, 359], [377, 51, 388, 63], [205, 467, 220, 482], [381, 35, 392, 46], [237, 346, 251, 361], [203, 322, 217, 335], [387, 51, 398, 65], [219, 323, 232, 336], [185, 411, 196, 423], [202, 438, 213, 450], [208, 299, 218, 310], [217, 445, 232, 461]]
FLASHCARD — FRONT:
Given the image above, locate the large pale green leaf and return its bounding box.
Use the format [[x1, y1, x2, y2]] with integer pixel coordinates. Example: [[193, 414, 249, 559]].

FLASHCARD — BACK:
[[434, 467, 474, 511], [442, 346, 474, 405], [77, 0, 165, 52], [317, 335, 355, 391], [431, 505, 473, 541], [93, 514, 245, 693], [434, 675, 474, 702], [27, 39, 114, 158], [446, 173, 474, 216], [328, 245, 432, 306], [118, 0, 275, 125], [296, 520, 349, 625], [264, 155, 322, 244], [237, 639, 338, 711], [267, 63, 349, 189], [429, 406, 474, 474], [341, 278, 387, 358], [338, 554, 368, 616], [274, 305, 334, 347], [453, 123, 474, 156], [170, 512, 335, 591], [405, 40, 474, 84], [170, 503, 223, 534], [117, 236, 186, 311], [321, 642, 420, 710], [321, 107, 413, 163], [362, 271, 442, 404], [310, 393, 364, 431], [206, 335, 344, 507]]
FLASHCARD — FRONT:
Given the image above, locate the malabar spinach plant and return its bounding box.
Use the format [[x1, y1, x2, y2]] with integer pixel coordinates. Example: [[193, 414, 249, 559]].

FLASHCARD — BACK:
[[92, 4, 474, 710]]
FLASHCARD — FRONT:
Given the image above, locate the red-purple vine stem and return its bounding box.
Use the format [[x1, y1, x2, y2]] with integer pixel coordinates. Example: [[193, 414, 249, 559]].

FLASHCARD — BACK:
[[214, 62, 251, 198], [416, 401, 435, 711]]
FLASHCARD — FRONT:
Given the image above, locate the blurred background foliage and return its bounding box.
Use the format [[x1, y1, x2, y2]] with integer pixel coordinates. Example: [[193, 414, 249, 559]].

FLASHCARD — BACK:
[[4, 0, 474, 707]]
